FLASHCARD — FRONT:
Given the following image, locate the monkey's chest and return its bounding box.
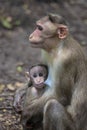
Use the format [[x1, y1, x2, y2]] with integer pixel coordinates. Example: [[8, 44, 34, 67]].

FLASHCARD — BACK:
[[31, 87, 44, 97], [25, 87, 44, 105], [26, 88, 38, 100], [31, 87, 38, 96]]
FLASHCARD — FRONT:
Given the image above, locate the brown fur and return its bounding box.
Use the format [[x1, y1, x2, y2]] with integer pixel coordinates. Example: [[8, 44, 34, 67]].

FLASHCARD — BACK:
[[14, 14, 87, 130]]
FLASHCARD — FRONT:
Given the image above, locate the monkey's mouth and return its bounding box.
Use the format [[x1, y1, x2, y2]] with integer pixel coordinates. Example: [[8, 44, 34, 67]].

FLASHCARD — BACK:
[[30, 42, 40, 47], [34, 83, 44, 89], [30, 42, 38, 45], [30, 41, 41, 45]]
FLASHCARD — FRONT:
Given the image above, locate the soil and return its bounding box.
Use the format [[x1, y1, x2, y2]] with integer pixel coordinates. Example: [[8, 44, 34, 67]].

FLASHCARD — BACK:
[[0, 0, 87, 129]]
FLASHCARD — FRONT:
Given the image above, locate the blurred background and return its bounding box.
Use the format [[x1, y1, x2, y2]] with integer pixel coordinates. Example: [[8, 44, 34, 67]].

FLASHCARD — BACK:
[[0, 0, 87, 129], [0, 0, 87, 84]]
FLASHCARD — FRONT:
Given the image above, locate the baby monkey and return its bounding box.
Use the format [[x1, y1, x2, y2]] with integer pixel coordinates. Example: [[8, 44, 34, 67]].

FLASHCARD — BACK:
[[22, 64, 49, 130], [13, 64, 48, 113], [25, 64, 48, 99]]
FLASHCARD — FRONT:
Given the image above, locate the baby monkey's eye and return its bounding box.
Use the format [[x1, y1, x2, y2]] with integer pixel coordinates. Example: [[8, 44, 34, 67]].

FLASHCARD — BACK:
[[33, 73, 37, 78], [39, 73, 43, 77]]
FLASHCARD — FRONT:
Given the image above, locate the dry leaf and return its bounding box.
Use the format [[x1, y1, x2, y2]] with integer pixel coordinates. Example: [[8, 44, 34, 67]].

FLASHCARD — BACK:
[[6, 120, 12, 126], [0, 84, 5, 93], [3, 109, 7, 112], [16, 66, 23, 72], [0, 114, 3, 117], [0, 97, 4, 101], [14, 82, 24, 88], [7, 84, 15, 91]]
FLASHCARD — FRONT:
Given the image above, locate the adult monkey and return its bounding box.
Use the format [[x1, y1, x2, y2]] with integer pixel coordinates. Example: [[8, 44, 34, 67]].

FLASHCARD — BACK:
[[14, 13, 87, 130]]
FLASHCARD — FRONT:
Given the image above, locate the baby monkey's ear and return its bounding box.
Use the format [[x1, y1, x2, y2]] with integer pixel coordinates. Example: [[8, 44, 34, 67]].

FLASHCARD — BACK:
[[25, 72, 30, 81]]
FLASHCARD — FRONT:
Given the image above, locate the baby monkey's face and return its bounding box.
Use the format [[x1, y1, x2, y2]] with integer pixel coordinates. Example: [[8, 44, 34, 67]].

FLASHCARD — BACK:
[[30, 66, 47, 86]]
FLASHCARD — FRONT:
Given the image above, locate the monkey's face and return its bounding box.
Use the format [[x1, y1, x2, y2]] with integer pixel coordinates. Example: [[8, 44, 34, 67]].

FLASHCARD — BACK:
[[30, 66, 48, 88], [29, 16, 58, 49], [29, 14, 68, 51]]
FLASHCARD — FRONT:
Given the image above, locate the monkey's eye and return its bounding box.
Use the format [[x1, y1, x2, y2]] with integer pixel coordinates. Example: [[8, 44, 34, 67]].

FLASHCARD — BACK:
[[39, 73, 43, 77], [37, 25, 43, 31], [33, 73, 37, 78]]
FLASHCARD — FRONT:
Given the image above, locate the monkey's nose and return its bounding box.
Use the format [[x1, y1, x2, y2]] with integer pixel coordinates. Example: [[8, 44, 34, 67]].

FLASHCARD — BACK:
[[29, 34, 33, 40], [37, 79, 41, 83]]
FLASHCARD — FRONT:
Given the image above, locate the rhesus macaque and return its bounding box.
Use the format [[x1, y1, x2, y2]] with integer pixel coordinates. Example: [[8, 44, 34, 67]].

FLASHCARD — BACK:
[[21, 64, 49, 130], [14, 13, 87, 130]]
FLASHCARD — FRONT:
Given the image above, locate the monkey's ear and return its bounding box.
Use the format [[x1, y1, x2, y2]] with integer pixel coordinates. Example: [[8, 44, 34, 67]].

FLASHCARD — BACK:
[[57, 25, 68, 39], [25, 72, 30, 81]]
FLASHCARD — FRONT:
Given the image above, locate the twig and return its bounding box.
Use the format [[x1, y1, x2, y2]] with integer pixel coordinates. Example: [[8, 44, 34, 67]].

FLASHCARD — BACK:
[[0, 94, 14, 97], [0, 107, 13, 110]]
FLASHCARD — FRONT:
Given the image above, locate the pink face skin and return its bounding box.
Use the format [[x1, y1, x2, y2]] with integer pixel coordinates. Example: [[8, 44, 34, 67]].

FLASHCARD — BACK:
[[34, 76, 44, 85], [33, 76, 45, 89], [30, 66, 47, 89]]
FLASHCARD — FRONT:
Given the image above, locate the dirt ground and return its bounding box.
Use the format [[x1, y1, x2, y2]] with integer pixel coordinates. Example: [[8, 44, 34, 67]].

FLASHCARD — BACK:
[[0, 0, 87, 129]]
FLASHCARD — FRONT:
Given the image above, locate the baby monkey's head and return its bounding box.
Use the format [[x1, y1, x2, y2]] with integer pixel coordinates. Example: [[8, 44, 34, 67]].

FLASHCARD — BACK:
[[26, 64, 48, 89]]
